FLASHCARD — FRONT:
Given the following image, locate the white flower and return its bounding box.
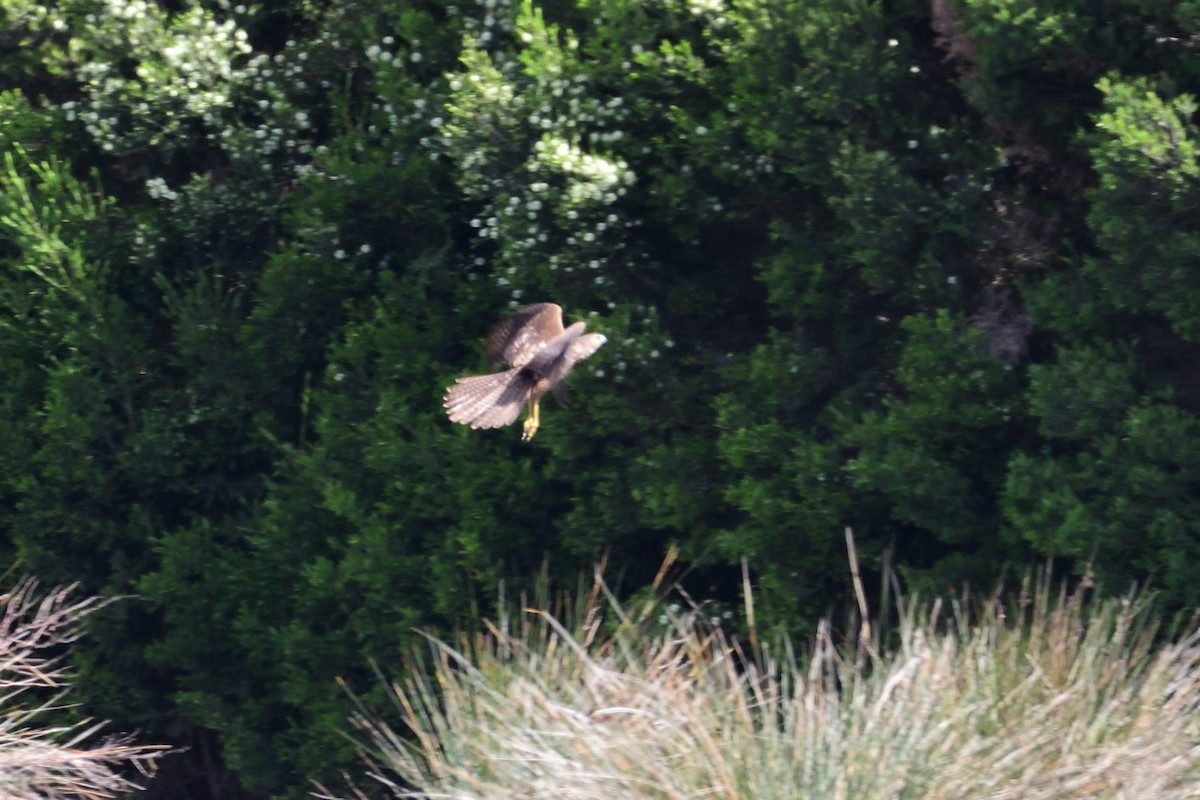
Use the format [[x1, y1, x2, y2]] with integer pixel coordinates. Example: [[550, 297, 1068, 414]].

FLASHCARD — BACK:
[[145, 177, 179, 201], [686, 0, 724, 15]]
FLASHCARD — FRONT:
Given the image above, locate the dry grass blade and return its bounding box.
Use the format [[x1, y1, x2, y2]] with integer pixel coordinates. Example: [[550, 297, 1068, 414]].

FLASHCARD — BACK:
[[343, 568, 1200, 800], [0, 579, 165, 799]]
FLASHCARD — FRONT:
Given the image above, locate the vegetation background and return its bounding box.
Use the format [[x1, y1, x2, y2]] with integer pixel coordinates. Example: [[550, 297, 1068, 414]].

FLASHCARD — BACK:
[[0, 0, 1196, 796]]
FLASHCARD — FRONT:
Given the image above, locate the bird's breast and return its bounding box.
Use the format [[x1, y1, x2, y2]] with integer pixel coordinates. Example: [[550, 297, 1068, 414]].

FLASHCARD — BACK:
[[516, 367, 553, 399]]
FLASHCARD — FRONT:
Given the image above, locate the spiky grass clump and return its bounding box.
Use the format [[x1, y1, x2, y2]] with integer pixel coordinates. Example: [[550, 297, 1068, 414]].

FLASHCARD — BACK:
[[347, 568, 1200, 800], [0, 580, 163, 799]]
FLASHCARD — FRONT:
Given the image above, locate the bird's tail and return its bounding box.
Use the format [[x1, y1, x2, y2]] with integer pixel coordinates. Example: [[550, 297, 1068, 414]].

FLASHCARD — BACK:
[[444, 368, 529, 429]]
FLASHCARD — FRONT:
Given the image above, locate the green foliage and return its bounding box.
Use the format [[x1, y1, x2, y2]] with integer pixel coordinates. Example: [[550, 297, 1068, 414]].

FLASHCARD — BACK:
[[1003, 66, 1200, 607], [1086, 76, 1200, 338], [0, 0, 1198, 796], [849, 312, 1023, 549], [1005, 402, 1200, 605]]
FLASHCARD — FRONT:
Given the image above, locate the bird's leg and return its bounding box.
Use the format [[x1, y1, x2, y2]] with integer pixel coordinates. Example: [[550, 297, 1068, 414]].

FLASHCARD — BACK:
[[521, 397, 541, 442]]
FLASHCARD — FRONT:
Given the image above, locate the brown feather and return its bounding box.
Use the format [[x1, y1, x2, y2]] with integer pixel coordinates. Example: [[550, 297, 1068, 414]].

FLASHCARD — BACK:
[[444, 369, 532, 429], [485, 303, 564, 368]]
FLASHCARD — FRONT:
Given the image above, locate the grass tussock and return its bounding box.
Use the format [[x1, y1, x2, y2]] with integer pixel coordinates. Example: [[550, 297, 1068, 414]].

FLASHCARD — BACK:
[[345, 552, 1200, 800], [0, 580, 163, 799]]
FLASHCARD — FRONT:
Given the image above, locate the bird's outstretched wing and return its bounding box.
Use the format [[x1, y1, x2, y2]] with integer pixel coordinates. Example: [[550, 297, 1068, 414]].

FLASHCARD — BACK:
[[485, 303, 564, 368]]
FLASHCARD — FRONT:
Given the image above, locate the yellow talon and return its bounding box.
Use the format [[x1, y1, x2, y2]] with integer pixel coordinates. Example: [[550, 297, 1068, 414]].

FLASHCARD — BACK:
[[521, 398, 541, 441]]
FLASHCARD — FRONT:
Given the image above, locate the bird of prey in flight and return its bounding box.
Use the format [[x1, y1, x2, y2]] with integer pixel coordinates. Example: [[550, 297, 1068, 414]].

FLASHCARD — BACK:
[[444, 303, 607, 441]]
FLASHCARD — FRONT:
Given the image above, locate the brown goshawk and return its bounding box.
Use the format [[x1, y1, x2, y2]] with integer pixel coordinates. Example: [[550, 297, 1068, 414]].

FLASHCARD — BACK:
[[444, 303, 607, 441]]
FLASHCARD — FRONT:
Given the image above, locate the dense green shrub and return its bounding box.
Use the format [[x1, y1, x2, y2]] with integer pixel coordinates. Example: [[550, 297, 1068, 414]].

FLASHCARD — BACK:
[[0, 0, 1196, 796]]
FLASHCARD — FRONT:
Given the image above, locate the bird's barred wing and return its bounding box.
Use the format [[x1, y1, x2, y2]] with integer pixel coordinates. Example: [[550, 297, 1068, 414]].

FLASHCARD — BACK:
[[444, 369, 532, 429], [485, 303, 564, 368]]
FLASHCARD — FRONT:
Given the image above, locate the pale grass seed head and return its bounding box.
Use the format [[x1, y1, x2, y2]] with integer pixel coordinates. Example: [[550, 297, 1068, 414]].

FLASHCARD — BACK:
[[0, 580, 164, 799]]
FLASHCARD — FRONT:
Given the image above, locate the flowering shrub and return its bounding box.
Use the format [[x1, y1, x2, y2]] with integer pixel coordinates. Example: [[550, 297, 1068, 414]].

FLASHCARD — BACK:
[[0, 0, 1198, 797]]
